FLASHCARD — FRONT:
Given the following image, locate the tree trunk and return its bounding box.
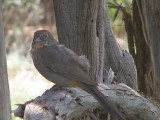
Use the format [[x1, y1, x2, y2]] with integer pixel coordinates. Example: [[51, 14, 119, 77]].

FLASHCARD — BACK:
[[0, 0, 11, 120], [135, 0, 160, 101], [131, 0, 154, 96], [54, 0, 103, 82], [54, 0, 137, 90]]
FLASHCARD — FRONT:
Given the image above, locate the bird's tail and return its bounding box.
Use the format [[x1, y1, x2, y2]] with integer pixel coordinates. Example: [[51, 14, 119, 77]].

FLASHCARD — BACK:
[[82, 83, 125, 120]]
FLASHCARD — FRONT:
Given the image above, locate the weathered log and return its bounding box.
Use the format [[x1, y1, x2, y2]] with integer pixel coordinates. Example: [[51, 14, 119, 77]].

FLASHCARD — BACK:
[[13, 84, 160, 120]]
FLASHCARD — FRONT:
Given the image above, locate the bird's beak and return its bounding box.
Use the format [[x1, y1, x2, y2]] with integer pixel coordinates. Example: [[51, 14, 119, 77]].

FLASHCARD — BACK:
[[33, 37, 42, 42]]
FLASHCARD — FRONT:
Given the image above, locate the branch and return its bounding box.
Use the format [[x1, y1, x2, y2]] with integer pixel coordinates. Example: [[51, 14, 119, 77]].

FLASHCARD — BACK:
[[13, 84, 160, 120], [103, 1, 138, 90]]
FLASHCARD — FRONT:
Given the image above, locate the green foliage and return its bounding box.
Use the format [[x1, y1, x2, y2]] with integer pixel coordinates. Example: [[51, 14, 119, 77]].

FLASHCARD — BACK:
[[107, 0, 132, 35]]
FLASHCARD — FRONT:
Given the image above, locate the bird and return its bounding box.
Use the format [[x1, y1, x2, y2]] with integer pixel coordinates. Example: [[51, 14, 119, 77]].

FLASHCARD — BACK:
[[30, 30, 125, 120]]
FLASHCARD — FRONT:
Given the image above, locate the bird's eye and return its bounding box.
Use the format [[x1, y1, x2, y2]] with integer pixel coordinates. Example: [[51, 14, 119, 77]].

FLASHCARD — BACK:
[[44, 34, 48, 39]]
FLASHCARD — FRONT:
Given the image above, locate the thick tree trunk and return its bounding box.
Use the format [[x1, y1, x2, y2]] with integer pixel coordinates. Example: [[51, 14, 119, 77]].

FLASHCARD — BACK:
[[0, 1, 11, 120], [54, 0, 137, 90], [136, 0, 160, 101], [132, 0, 154, 96], [54, 0, 103, 82]]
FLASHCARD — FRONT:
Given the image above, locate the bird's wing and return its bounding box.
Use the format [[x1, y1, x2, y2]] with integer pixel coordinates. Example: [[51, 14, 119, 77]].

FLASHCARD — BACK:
[[42, 45, 97, 86], [59, 45, 90, 73]]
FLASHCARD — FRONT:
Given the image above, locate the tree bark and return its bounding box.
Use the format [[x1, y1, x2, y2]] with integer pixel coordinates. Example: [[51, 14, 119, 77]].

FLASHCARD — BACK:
[[103, 2, 137, 90], [132, 0, 154, 96], [54, 0, 103, 82], [54, 0, 137, 90], [0, 0, 11, 120], [135, 0, 160, 101]]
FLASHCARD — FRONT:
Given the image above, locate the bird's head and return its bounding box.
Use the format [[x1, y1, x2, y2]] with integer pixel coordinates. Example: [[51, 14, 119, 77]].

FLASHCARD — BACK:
[[32, 30, 58, 50]]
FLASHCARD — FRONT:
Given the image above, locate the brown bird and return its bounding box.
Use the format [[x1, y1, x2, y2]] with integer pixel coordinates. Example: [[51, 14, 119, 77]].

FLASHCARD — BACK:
[[31, 30, 125, 120]]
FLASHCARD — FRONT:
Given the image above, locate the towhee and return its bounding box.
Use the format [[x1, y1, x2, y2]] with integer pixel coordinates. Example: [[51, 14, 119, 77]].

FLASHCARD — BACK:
[[30, 30, 125, 120]]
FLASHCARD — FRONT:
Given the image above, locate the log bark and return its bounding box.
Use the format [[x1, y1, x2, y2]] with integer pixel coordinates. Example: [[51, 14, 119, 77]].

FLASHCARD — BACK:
[[0, 0, 11, 119], [14, 85, 160, 120]]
